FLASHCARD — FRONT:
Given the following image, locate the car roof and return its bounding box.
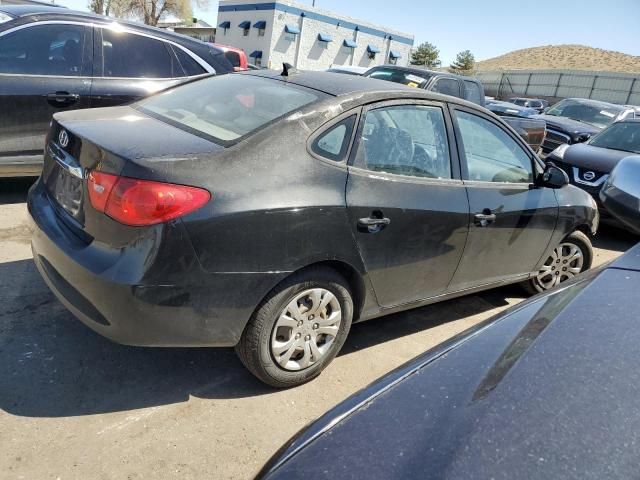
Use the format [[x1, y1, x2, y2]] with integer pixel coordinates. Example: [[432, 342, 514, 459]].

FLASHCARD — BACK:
[[0, 4, 67, 17], [240, 69, 482, 107]]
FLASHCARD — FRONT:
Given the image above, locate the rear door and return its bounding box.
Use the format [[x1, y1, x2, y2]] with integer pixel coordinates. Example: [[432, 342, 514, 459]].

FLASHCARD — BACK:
[[0, 22, 91, 164], [90, 27, 206, 108], [345, 100, 469, 307], [448, 105, 558, 291]]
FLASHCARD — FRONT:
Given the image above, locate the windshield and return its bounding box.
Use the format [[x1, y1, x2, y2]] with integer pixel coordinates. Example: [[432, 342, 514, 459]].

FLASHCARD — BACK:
[[365, 68, 432, 88], [545, 99, 623, 128], [588, 122, 640, 153], [0, 12, 13, 24], [137, 74, 322, 145]]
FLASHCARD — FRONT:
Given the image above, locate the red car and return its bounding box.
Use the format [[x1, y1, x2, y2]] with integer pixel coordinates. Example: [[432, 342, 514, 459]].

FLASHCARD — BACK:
[[212, 43, 248, 71]]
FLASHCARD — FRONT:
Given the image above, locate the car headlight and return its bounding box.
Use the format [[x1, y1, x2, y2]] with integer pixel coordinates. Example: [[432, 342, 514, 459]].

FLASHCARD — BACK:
[[550, 143, 570, 159]]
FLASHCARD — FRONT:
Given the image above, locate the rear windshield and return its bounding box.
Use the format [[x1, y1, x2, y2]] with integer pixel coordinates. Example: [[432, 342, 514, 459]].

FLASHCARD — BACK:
[[365, 68, 432, 88], [137, 74, 322, 145], [546, 99, 623, 129]]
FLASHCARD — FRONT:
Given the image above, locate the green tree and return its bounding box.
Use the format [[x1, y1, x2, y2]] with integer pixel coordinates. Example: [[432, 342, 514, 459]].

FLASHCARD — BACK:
[[90, 0, 207, 26], [410, 42, 441, 68], [449, 50, 475, 75]]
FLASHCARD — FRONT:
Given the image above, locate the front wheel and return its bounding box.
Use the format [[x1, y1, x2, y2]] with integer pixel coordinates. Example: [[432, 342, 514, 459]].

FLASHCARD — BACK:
[[235, 267, 353, 388], [526, 230, 593, 294]]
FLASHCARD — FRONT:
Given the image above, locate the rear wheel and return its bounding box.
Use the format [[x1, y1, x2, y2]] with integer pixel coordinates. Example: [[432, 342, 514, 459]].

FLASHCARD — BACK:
[[525, 230, 593, 294], [235, 267, 353, 388]]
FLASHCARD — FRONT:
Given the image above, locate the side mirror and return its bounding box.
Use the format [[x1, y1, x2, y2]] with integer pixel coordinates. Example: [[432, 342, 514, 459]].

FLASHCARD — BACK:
[[576, 133, 591, 143], [600, 155, 640, 234], [539, 162, 569, 189]]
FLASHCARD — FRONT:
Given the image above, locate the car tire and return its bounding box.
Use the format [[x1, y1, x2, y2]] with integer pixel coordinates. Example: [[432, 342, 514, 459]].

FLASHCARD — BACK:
[[524, 230, 593, 295], [235, 267, 353, 388]]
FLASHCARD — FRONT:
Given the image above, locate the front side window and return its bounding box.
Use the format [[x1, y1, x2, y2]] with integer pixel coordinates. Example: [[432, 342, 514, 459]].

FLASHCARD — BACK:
[[138, 74, 323, 144], [0, 24, 85, 76], [101, 29, 175, 78], [354, 105, 452, 179], [432, 78, 461, 98], [455, 110, 533, 183]]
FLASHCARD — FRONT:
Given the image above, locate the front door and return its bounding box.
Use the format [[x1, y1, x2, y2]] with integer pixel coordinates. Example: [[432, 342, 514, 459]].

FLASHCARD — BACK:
[[0, 23, 92, 165], [448, 106, 558, 291], [346, 101, 469, 307]]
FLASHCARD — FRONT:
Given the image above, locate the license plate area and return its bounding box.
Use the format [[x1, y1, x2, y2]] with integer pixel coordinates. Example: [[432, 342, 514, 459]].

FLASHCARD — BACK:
[[44, 145, 85, 222]]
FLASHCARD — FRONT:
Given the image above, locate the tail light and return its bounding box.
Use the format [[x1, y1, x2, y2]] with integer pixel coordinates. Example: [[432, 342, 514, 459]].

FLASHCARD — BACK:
[[88, 171, 210, 226]]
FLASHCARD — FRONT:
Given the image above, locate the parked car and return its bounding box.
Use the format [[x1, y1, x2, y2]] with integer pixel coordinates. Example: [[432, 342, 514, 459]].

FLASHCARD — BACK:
[[257, 241, 640, 479], [546, 118, 640, 226], [0, 5, 233, 177], [212, 43, 249, 71], [600, 155, 640, 234], [363, 65, 486, 106], [485, 99, 547, 151], [28, 71, 598, 388], [325, 66, 369, 76], [363, 65, 545, 152], [537, 98, 638, 156], [508, 97, 546, 113]]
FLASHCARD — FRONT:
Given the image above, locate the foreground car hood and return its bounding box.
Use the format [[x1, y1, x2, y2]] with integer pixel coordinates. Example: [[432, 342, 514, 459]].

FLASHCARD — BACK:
[[562, 143, 633, 172], [535, 114, 601, 135], [260, 244, 640, 479]]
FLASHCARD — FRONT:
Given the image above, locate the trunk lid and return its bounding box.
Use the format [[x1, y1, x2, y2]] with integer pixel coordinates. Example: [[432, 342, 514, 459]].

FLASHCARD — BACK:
[[42, 106, 223, 241]]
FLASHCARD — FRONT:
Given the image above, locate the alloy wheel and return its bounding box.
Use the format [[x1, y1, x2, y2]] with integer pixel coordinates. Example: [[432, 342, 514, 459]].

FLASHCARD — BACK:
[[270, 288, 342, 371], [534, 242, 584, 291]]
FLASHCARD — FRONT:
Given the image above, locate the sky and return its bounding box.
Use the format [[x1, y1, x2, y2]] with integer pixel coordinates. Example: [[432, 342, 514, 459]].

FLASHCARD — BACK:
[[59, 0, 640, 65]]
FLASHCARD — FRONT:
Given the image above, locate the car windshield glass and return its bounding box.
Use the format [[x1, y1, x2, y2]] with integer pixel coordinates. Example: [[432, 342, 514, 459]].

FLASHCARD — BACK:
[[0, 12, 12, 23], [365, 68, 432, 87], [546, 99, 623, 128], [137, 74, 322, 144], [588, 122, 640, 153]]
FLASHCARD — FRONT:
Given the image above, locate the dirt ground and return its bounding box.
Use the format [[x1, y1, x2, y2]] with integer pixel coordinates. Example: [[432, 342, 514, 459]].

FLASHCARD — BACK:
[[1, 177, 637, 480]]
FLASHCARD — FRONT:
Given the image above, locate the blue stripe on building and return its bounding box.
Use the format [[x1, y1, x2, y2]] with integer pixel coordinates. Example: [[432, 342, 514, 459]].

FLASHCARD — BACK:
[[218, 2, 414, 45]]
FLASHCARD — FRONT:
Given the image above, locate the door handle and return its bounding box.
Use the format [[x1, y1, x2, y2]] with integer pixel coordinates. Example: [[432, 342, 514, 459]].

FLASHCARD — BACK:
[[474, 209, 497, 227], [358, 214, 391, 233], [45, 92, 80, 105]]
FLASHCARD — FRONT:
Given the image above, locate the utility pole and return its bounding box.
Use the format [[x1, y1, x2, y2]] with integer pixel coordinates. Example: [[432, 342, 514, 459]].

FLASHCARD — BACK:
[[312, 0, 316, 6]]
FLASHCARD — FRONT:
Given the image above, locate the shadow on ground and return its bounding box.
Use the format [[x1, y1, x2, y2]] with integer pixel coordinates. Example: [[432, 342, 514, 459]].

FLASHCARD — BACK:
[[0, 257, 518, 419], [0, 178, 36, 205]]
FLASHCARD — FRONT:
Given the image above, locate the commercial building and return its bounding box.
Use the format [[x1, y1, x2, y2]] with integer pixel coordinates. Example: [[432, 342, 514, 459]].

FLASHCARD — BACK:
[[216, 0, 414, 70]]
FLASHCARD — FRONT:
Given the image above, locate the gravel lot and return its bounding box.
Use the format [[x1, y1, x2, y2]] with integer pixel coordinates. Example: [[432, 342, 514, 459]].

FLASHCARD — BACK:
[[1, 177, 637, 480]]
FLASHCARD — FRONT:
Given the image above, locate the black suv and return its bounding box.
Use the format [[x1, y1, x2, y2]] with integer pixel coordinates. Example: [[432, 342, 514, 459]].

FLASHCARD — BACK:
[[537, 98, 638, 157], [363, 65, 485, 106], [0, 5, 233, 177]]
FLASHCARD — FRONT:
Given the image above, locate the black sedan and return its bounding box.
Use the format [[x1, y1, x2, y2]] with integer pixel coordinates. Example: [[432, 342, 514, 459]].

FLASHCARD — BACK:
[[258, 240, 640, 479], [546, 118, 640, 223], [0, 5, 233, 177], [28, 71, 598, 387]]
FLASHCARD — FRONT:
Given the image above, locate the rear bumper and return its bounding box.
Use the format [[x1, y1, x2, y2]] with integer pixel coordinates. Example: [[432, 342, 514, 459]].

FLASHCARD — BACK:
[[28, 180, 287, 347]]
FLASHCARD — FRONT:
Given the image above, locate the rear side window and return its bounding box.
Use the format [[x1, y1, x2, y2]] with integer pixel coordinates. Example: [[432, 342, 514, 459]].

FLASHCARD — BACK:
[[311, 116, 356, 161], [455, 110, 533, 183], [0, 24, 86, 76], [432, 78, 461, 98], [138, 74, 323, 145], [172, 46, 206, 76], [224, 51, 241, 68], [354, 104, 452, 179], [463, 80, 483, 105], [101, 29, 175, 78]]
